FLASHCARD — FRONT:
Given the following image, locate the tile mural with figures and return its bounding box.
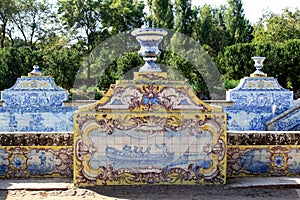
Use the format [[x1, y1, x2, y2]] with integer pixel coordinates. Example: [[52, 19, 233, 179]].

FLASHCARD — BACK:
[[74, 72, 227, 186], [225, 77, 294, 131], [0, 66, 76, 133], [0, 146, 73, 178]]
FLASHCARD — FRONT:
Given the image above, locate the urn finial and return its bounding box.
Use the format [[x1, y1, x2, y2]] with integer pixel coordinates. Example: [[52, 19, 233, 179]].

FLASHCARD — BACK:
[[28, 65, 43, 76], [132, 28, 168, 72], [251, 56, 267, 77]]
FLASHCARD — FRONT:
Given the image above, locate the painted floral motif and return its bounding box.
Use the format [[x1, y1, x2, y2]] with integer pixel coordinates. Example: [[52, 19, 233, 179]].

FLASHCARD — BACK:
[[95, 84, 211, 113], [12, 156, 25, 169], [273, 155, 284, 168], [128, 85, 173, 111]]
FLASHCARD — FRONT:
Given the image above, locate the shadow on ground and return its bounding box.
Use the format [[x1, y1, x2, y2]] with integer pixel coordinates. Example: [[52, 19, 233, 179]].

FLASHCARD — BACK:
[[0, 190, 7, 200], [84, 185, 300, 200]]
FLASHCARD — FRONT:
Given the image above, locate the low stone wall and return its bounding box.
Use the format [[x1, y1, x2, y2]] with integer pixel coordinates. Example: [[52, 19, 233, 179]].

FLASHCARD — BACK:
[[227, 131, 300, 177]]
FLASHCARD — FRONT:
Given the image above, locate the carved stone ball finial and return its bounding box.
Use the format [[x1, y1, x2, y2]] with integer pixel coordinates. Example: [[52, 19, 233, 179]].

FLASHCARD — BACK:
[[28, 65, 43, 76], [251, 56, 267, 77], [131, 28, 168, 72]]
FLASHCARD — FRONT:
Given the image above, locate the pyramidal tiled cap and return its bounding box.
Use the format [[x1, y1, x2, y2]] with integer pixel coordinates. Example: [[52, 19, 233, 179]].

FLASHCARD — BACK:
[[1, 65, 68, 107]]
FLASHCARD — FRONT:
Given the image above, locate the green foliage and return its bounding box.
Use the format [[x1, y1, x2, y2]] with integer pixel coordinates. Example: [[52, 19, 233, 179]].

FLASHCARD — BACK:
[[192, 5, 228, 56], [164, 31, 225, 99], [10, 0, 54, 48], [224, 0, 253, 44], [167, 52, 208, 94], [97, 51, 143, 91], [146, 0, 174, 29], [43, 47, 83, 91], [0, 47, 43, 90], [0, 0, 18, 48], [253, 8, 300, 43], [101, 0, 144, 33], [191, 0, 253, 57], [58, 0, 102, 50], [218, 39, 300, 92], [217, 43, 256, 80], [174, 0, 197, 36], [223, 79, 240, 90]]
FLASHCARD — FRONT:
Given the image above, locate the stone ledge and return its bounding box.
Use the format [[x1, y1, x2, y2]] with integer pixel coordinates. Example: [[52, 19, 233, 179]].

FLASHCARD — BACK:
[[227, 177, 300, 188], [0, 178, 73, 190]]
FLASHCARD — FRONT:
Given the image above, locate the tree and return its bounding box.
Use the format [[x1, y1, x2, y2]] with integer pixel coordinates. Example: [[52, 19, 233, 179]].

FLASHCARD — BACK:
[[43, 47, 83, 92], [253, 8, 300, 43], [9, 0, 55, 48], [174, 0, 197, 36], [192, 5, 228, 56], [146, 0, 174, 29], [224, 0, 253, 45], [58, 0, 103, 84], [0, 0, 19, 48], [101, 0, 144, 34], [58, 0, 103, 49], [0, 47, 43, 90]]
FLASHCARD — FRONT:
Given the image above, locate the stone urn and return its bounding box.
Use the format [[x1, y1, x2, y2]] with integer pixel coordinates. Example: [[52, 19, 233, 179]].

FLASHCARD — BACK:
[[251, 56, 266, 77], [131, 28, 168, 72]]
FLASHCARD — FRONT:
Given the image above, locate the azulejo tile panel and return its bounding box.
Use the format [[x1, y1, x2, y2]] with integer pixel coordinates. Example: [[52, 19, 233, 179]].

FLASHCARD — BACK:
[[0, 146, 73, 178], [0, 67, 76, 178], [74, 72, 227, 186], [0, 73, 76, 133], [273, 109, 300, 131], [225, 77, 294, 131], [227, 145, 300, 177]]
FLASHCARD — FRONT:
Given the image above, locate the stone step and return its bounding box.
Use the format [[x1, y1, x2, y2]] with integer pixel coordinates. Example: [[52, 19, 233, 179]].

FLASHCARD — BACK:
[[1, 177, 300, 190]]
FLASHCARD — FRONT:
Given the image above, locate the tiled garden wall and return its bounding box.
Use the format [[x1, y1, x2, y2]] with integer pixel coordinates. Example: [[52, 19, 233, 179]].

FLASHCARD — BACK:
[[227, 131, 300, 177], [0, 144, 73, 178], [0, 67, 76, 178]]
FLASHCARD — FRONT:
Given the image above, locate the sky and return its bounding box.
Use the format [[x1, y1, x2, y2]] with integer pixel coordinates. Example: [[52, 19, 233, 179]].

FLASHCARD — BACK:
[[192, 0, 300, 24]]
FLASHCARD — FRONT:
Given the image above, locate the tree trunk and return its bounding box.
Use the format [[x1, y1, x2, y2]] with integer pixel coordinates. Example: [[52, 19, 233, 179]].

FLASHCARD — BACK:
[[1, 20, 7, 48]]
